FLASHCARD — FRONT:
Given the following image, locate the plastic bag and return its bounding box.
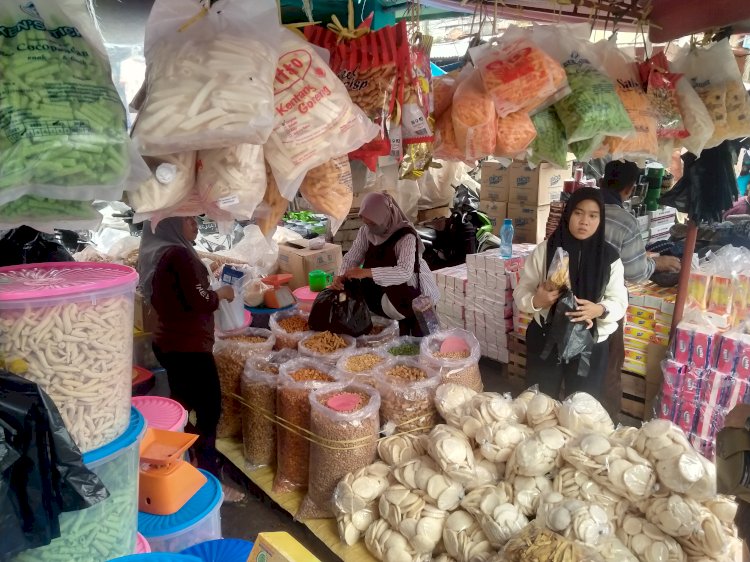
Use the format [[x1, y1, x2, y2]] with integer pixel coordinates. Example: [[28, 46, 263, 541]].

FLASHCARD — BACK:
[[640, 56, 689, 140], [269, 307, 311, 350], [374, 358, 441, 434], [273, 358, 343, 493], [335, 347, 390, 387], [243, 278, 271, 307], [254, 163, 289, 237], [297, 383, 380, 519], [0, 227, 74, 267], [434, 107, 468, 162], [421, 328, 483, 392], [129, 152, 197, 214], [433, 74, 459, 119], [528, 107, 568, 168], [264, 29, 380, 201], [597, 41, 658, 160], [501, 524, 605, 562], [196, 144, 266, 222], [0, 0, 148, 206], [452, 71, 497, 160], [299, 155, 354, 235], [299, 331, 357, 365], [495, 112, 537, 158], [542, 289, 595, 368], [356, 316, 400, 348], [214, 328, 275, 439], [133, 0, 279, 155], [675, 77, 715, 156], [545, 247, 570, 290], [471, 35, 568, 118], [309, 280, 374, 337]]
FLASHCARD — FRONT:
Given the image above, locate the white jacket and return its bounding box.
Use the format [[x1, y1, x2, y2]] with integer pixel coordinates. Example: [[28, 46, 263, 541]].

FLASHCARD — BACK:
[[513, 243, 628, 342]]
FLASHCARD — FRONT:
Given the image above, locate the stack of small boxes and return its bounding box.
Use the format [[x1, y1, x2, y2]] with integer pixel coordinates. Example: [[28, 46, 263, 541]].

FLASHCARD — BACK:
[[435, 264, 468, 330], [478, 160, 510, 229], [623, 283, 676, 376], [635, 207, 677, 245]]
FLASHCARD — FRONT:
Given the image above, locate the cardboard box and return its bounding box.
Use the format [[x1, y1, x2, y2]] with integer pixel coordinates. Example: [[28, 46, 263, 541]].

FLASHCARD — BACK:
[[509, 162, 566, 205], [277, 239, 343, 289], [247, 532, 321, 562], [480, 160, 511, 201], [508, 203, 550, 244], [134, 290, 158, 333], [479, 200, 508, 227], [417, 206, 451, 222]]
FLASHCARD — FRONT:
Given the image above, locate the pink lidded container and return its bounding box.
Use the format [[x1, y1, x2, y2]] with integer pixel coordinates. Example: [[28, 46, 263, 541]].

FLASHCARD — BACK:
[[293, 286, 318, 313], [132, 396, 189, 432], [136, 532, 152, 553], [0, 262, 138, 452]]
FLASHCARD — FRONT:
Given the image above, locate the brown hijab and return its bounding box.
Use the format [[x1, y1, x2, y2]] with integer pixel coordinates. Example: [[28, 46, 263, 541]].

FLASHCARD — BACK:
[[358, 192, 413, 246]]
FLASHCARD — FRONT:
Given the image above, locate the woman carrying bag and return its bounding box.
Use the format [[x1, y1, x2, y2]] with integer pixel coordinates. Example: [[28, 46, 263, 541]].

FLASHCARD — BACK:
[[331, 192, 440, 336], [513, 187, 628, 401]]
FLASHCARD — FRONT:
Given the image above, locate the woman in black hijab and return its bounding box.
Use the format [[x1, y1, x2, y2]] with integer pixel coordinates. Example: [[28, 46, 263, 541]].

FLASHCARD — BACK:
[[513, 188, 628, 400]]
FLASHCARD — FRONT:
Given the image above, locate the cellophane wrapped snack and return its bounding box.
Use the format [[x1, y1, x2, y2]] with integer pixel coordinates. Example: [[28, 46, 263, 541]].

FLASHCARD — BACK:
[[528, 108, 568, 168], [672, 39, 750, 149], [420, 329, 483, 392], [297, 383, 380, 519], [264, 29, 379, 200], [254, 162, 289, 237], [433, 74, 459, 119], [471, 35, 568, 118], [674, 77, 715, 156], [0, 0, 148, 206], [434, 108, 467, 162], [546, 247, 571, 290], [196, 144, 266, 221], [269, 307, 311, 350], [639, 54, 689, 140], [129, 152, 197, 214], [133, 0, 279, 155], [374, 358, 441, 434], [273, 358, 344, 493], [495, 112, 537, 158], [452, 71, 497, 160], [299, 155, 353, 235]]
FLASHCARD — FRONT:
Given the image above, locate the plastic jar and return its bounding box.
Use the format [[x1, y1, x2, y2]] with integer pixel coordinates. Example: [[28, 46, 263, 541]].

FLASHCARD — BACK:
[[0, 263, 138, 452], [180, 539, 255, 561]]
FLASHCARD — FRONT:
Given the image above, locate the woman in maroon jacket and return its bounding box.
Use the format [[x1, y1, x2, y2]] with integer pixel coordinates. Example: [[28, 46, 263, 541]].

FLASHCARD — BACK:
[[138, 217, 234, 475]]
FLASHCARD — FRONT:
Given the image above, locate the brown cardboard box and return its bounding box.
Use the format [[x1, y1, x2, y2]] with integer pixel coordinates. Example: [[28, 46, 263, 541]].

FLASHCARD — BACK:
[[480, 160, 511, 202], [508, 203, 550, 244], [247, 532, 321, 562], [277, 239, 343, 289], [133, 290, 158, 333], [479, 200, 507, 228], [645, 342, 668, 416], [509, 162, 567, 206], [417, 206, 451, 222]]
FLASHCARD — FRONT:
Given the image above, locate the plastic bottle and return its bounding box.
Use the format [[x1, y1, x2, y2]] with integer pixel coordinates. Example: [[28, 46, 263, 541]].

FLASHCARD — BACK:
[[500, 218, 514, 259]]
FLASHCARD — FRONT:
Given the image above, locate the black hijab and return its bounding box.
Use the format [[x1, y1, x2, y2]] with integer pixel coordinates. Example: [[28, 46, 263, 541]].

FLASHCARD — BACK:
[[547, 187, 619, 303]]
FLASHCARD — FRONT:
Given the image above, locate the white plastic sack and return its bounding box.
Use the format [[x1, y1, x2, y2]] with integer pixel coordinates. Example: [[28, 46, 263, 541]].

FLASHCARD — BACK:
[[217, 224, 278, 275], [418, 161, 466, 211], [133, 0, 280, 155]]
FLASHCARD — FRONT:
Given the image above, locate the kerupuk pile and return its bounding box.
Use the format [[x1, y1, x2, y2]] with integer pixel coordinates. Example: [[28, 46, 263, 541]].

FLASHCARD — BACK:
[[333, 385, 742, 562]]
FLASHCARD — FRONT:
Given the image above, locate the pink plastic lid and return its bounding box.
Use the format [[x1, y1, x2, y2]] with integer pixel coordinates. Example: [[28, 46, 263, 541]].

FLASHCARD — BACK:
[[132, 396, 189, 432], [0, 262, 138, 301], [293, 286, 318, 302], [440, 336, 470, 354], [326, 392, 364, 412], [135, 532, 151, 554]]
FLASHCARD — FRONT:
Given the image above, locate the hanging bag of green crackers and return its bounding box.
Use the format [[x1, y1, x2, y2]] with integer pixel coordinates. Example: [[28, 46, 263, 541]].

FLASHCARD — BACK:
[[0, 0, 148, 208]]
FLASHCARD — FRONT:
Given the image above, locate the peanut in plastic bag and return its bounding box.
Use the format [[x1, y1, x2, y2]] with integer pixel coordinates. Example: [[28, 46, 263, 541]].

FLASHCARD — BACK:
[[451, 70, 497, 160]]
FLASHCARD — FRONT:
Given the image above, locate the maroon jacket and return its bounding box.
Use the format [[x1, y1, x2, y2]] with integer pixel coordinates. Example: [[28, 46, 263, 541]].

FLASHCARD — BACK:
[[151, 246, 219, 353]]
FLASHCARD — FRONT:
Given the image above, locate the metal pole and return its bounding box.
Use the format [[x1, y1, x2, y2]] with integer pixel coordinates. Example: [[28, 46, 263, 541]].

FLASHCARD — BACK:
[[670, 219, 698, 335]]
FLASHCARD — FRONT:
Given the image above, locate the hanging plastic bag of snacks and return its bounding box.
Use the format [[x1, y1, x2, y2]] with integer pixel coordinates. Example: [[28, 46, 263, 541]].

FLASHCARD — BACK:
[[433, 74, 459, 119], [638, 54, 689, 141], [471, 34, 569, 118], [273, 359, 344, 493], [374, 358, 441, 434], [495, 112, 537, 158], [452, 71, 497, 160], [528, 108, 568, 168], [675, 78, 715, 157], [434, 108, 468, 162], [420, 329, 483, 392], [297, 383, 380, 519], [129, 152, 197, 215], [299, 156, 354, 235], [253, 162, 289, 238]]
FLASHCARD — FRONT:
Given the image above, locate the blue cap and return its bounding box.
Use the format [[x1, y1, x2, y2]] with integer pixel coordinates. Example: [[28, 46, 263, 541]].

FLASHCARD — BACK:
[[138, 470, 222, 537], [83, 407, 146, 465], [109, 554, 203, 562], [503, 218, 513, 225], [181, 539, 255, 561]]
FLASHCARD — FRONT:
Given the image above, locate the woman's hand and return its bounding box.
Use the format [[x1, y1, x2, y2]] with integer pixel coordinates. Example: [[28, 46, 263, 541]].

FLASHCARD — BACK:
[[532, 284, 560, 310], [330, 275, 345, 291], [345, 267, 372, 280], [566, 297, 605, 329], [216, 285, 235, 302]]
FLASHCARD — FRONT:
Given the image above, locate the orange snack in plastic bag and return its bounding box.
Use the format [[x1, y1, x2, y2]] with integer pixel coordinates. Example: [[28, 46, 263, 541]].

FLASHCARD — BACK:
[[433, 74, 458, 119], [606, 84, 658, 159], [451, 72, 496, 160], [687, 271, 711, 310], [474, 38, 568, 118], [433, 107, 465, 162], [494, 111, 537, 157]]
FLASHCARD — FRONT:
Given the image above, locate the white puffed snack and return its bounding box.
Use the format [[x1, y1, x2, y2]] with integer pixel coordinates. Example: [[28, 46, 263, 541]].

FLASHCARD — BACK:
[[462, 483, 514, 518], [642, 494, 703, 538], [443, 510, 494, 562], [134, 2, 279, 155], [427, 424, 477, 484], [129, 151, 197, 214], [379, 485, 427, 529], [616, 513, 685, 562], [0, 264, 136, 452], [393, 456, 464, 511], [464, 450, 501, 491], [334, 462, 392, 546], [505, 427, 571, 478], [398, 504, 448, 555], [378, 434, 427, 467], [435, 383, 477, 428], [553, 466, 630, 522], [510, 474, 553, 517], [536, 493, 612, 547], [475, 421, 533, 463], [525, 393, 560, 430], [558, 392, 615, 436], [364, 518, 424, 562]]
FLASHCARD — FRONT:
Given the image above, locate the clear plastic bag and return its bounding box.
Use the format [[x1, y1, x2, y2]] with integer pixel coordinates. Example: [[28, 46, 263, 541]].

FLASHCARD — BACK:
[[420, 328, 483, 392], [495, 112, 537, 158], [299, 332, 357, 365], [433, 74, 459, 119], [0, 197, 103, 233], [545, 247, 570, 290], [675, 78, 715, 156], [264, 29, 380, 201], [382, 336, 422, 358], [528, 107, 568, 168], [299, 155, 353, 235], [501, 525, 605, 562], [273, 358, 343, 493], [214, 328, 275, 439], [129, 152, 197, 214], [451, 71, 497, 160], [269, 307, 311, 350], [434, 107, 468, 162], [254, 161, 290, 237], [297, 383, 380, 519], [133, 0, 279, 155], [335, 348, 390, 387], [356, 316, 400, 349], [374, 358, 441, 434], [196, 144, 266, 222], [0, 0, 148, 206]]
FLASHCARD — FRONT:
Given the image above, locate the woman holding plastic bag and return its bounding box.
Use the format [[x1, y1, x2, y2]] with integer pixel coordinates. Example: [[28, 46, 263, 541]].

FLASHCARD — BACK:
[[512, 188, 628, 400], [137, 217, 234, 476], [331, 193, 439, 336]]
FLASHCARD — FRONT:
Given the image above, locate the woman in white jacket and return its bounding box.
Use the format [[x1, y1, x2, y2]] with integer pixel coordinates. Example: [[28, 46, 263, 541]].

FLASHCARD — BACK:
[[513, 187, 628, 401]]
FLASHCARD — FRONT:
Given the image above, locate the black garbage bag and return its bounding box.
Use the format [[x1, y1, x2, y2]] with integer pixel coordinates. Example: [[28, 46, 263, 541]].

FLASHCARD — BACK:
[[0, 226, 74, 267], [308, 280, 373, 337], [0, 371, 109, 559], [541, 289, 595, 377]]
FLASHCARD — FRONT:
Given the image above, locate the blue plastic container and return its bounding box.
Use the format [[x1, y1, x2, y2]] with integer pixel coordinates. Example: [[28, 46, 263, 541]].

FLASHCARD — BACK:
[[181, 539, 254, 561], [110, 555, 202, 562], [13, 408, 146, 562], [138, 470, 223, 553]]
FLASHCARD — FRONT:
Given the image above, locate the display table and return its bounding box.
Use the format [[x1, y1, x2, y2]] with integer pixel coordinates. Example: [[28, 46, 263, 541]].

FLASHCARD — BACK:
[[216, 438, 376, 562]]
